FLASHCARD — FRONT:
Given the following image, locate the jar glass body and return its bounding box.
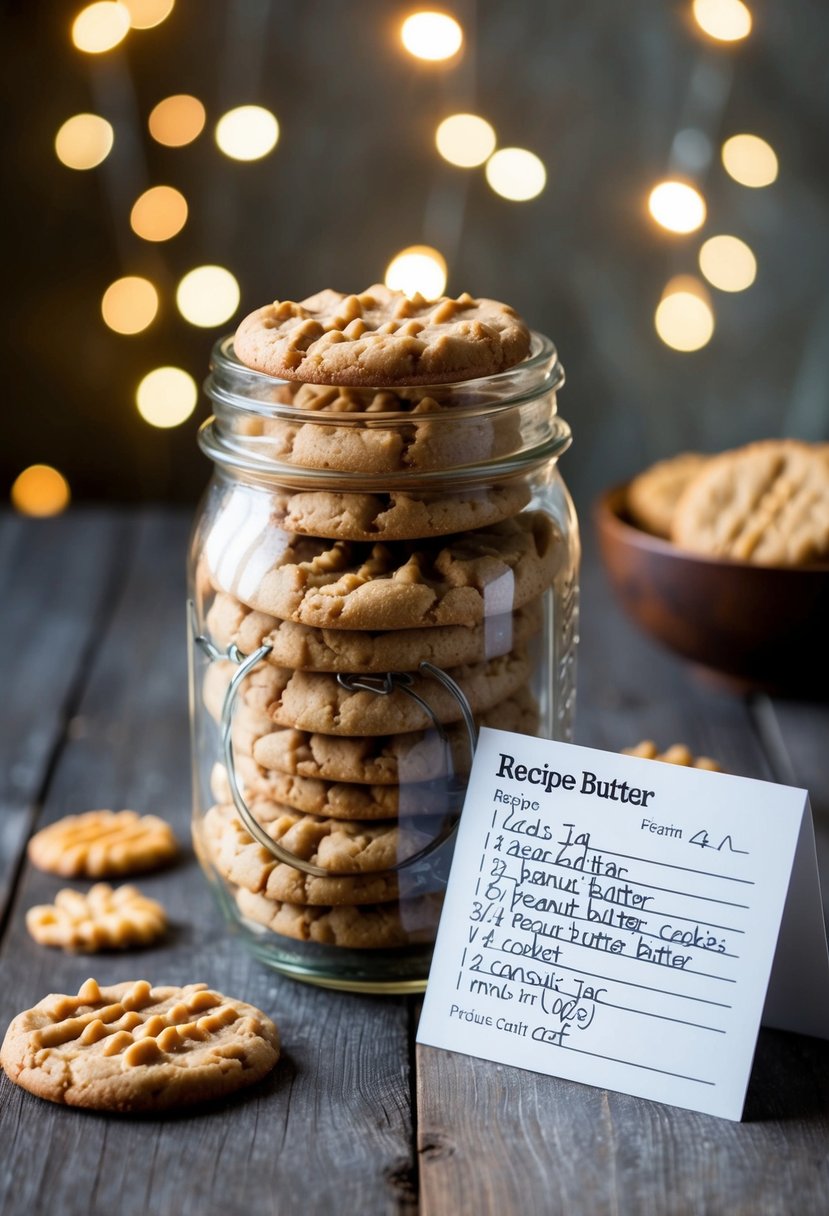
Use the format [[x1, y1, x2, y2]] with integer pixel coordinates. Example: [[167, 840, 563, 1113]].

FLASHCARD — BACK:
[[188, 333, 579, 992]]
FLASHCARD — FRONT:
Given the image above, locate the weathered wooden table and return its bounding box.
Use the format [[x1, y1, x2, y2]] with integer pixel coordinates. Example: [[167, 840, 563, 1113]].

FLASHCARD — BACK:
[[1, 508, 827, 1216]]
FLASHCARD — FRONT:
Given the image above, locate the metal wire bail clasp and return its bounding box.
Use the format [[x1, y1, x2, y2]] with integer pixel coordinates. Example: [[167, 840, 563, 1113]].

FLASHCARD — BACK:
[[189, 601, 478, 879]]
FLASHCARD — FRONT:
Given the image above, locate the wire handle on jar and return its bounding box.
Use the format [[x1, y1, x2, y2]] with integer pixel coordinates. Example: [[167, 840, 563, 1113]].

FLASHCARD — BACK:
[[189, 601, 477, 879]]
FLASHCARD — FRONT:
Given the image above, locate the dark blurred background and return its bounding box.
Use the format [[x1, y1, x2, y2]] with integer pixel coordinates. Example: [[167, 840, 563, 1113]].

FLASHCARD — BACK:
[[3, 0, 828, 519]]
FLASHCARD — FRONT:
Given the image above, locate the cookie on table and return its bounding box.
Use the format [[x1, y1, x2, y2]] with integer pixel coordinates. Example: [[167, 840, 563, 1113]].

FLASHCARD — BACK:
[[0, 978, 279, 1112], [206, 589, 542, 672], [235, 886, 444, 948], [249, 689, 539, 785], [26, 884, 167, 952], [623, 740, 721, 771], [207, 512, 558, 631], [233, 285, 531, 387], [672, 439, 829, 565], [28, 810, 178, 878], [627, 452, 708, 539], [201, 805, 440, 905]]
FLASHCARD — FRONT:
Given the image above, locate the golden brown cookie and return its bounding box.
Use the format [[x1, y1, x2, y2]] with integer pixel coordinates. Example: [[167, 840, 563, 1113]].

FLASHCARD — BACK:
[[246, 688, 538, 785], [261, 483, 532, 543], [207, 512, 557, 630], [26, 884, 167, 952], [623, 741, 721, 771], [233, 285, 531, 386], [210, 761, 453, 821], [206, 589, 542, 671], [672, 440, 829, 565], [205, 648, 530, 737], [204, 799, 437, 875], [0, 978, 279, 1111], [201, 804, 438, 905], [244, 381, 523, 475], [235, 886, 443, 948], [28, 811, 178, 878], [627, 453, 708, 538]]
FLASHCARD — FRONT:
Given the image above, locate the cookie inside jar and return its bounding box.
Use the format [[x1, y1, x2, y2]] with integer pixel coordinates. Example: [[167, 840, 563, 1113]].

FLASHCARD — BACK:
[[189, 285, 579, 992]]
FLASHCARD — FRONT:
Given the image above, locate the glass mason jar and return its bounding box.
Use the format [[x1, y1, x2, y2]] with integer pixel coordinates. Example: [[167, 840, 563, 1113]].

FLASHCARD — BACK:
[[188, 331, 579, 993]]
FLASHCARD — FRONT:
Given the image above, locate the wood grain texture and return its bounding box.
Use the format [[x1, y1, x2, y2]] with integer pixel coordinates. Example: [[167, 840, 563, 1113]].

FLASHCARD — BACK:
[[0, 510, 130, 922], [417, 535, 829, 1216], [0, 510, 415, 1216]]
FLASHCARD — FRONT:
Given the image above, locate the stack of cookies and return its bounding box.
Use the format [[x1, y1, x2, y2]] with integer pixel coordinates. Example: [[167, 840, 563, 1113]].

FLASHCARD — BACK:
[[193, 286, 558, 953]]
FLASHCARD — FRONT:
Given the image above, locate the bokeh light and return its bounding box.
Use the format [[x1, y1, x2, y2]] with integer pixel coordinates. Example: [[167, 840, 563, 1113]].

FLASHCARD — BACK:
[[485, 148, 547, 201], [699, 235, 757, 292], [122, 0, 174, 28], [692, 0, 752, 42], [385, 246, 447, 300], [655, 276, 715, 352], [71, 2, 130, 53], [721, 134, 778, 187], [176, 266, 240, 327], [215, 106, 279, 161], [55, 114, 114, 170], [11, 465, 71, 517], [130, 185, 188, 242], [101, 276, 159, 334], [136, 367, 197, 428], [648, 180, 707, 233], [148, 94, 206, 146], [401, 11, 463, 60], [436, 114, 496, 168]]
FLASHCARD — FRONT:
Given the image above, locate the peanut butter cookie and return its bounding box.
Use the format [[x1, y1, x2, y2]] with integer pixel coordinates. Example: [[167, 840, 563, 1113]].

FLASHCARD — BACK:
[[28, 810, 178, 878], [26, 884, 167, 952], [210, 761, 453, 821], [234, 285, 530, 386], [0, 978, 279, 1111], [206, 589, 542, 671], [202, 804, 443, 905], [208, 512, 557, 630], [672, 440, 829, 565], [235, 886, 443, 948], [248, 687, 539, 785], [627, 453, 708, 539]]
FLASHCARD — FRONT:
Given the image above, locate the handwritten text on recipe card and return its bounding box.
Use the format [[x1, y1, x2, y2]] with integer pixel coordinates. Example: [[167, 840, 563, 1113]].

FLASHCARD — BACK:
[[417, 729, 829, 1121]]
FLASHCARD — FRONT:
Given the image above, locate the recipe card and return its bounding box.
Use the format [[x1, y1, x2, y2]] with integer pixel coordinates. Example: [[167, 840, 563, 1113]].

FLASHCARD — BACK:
[[417, 729, 829, 1121]]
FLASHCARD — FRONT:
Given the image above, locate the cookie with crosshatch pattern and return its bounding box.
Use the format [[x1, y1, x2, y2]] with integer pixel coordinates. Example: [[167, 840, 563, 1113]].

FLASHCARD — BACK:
[[28, 810, 178, 878], [233, 284, 531, 386], [671, 439, 829, 565], [0, 979, 279, 1111], [26, 883, 167, 952]]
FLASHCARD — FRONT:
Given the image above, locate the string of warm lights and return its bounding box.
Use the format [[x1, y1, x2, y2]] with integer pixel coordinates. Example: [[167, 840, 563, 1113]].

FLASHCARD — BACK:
[[382, 10, 548, 302], [648, 0, 777, 352], [12, 1, 781, 516]]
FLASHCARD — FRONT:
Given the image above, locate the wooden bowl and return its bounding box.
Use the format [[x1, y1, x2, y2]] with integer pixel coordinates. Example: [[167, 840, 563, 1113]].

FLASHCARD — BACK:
[[595, 485, 829, 697]]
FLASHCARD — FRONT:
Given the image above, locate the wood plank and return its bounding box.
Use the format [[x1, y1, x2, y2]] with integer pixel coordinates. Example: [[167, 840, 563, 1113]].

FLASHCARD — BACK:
[[417, 536, 829, 1216], [418, 1030, 829, 1216], [0, 509, 131, 921], [0, 509, 416, 1216]]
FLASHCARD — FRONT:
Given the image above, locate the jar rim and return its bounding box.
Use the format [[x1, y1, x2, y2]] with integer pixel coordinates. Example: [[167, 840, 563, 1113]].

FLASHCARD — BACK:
[[206, 330, 564, 422]]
